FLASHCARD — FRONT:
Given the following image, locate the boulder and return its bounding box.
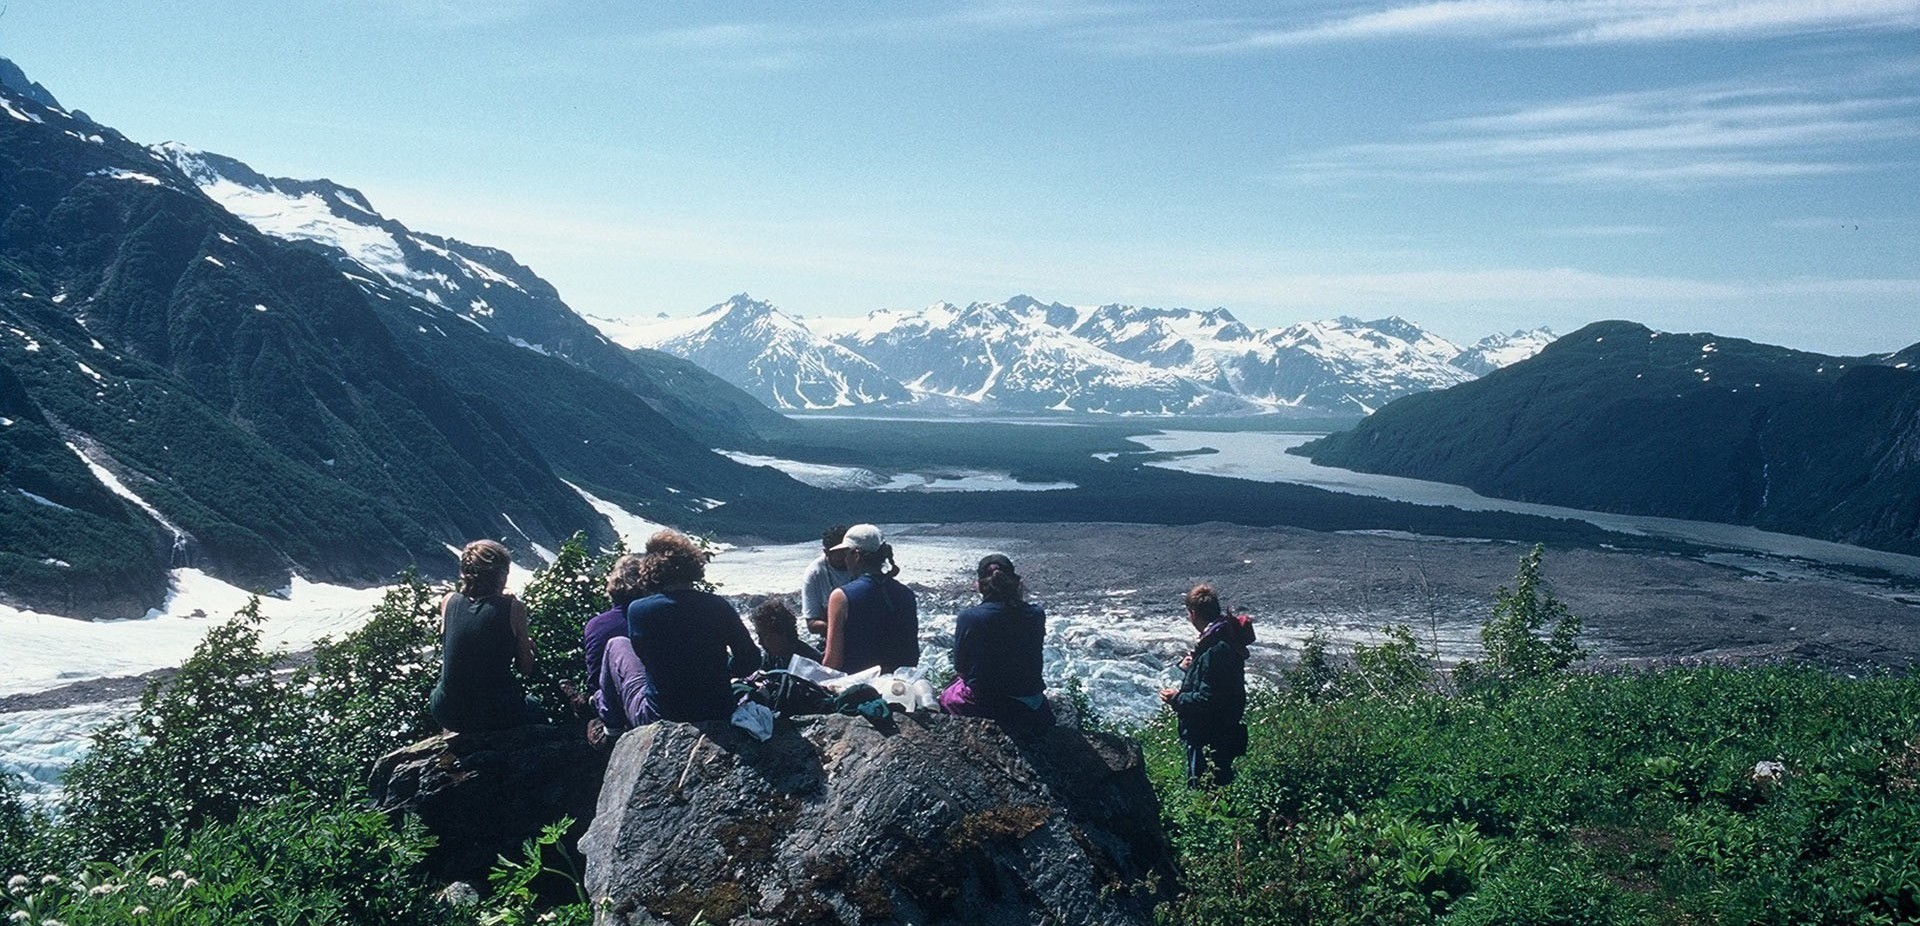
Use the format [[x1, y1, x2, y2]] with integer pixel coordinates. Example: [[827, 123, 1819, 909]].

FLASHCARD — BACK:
[[580, 713, 1176, 926], [367, 723, 608, 882]]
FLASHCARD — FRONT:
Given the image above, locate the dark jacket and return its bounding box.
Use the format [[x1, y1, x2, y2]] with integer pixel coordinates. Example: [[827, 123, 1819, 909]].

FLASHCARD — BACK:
[[627, 589, 760, 722], [1171, 615, 1255, 752]]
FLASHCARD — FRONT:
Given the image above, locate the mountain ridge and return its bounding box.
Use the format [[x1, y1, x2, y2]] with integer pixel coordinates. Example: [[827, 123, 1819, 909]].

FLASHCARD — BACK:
[[1299, 320, 1920, 554], [609, 295, 1552, 416], [0, 61, 802, 618]]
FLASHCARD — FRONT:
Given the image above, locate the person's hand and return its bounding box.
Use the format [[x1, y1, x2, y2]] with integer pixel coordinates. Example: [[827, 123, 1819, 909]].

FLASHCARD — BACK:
[[1159, 688, 1178, 704], [1178, 655, 1192, 670]]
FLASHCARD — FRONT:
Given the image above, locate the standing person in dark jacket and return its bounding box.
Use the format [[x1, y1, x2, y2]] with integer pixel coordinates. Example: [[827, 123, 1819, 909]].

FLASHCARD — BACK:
[[1160, 584, 1255, 788], [822, 524, 918, 673], [625, 531, 761, 724], [431, 540, 538, 733], [939, 554, 1052, 727]]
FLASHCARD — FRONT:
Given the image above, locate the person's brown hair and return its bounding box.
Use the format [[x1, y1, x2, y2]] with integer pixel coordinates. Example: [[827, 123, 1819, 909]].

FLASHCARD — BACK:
[[976, 553, 1023, 602], [458, 539, 512, 598], [1185, 583, 1223, 623], [748, 598, 801, 644], [605, 553, 648, 607], [852, 543, 900, 578], [637, 530, 707, 589]]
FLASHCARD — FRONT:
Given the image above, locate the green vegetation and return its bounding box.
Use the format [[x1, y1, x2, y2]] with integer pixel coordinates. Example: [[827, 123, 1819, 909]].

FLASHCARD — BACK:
[[6, 544, 1916, 925], [1143, 549, 1920, 925], [3, 536, 614, 924]]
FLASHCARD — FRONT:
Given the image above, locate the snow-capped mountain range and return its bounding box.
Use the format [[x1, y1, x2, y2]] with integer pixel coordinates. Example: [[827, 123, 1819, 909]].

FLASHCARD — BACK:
[[152, 144, 1548, 419], [604, 294, 1556, 416]]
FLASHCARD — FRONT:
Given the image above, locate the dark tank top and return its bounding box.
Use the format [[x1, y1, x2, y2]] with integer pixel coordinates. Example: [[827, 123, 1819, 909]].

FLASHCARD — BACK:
[[430, 592, 525, 732], [838, 573, 919, 673]]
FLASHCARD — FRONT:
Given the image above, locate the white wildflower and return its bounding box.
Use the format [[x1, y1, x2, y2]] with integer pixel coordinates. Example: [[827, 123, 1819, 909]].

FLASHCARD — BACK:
[[180, 878, 199, 890], [5, 875, 26, 892], [167, 870, 187, 881], [89, 883, 115, 896], [39, 875, 60, 886], [131, 907, 150, 917], [8, 912, 26, 924], [146, 876, 168, 888]]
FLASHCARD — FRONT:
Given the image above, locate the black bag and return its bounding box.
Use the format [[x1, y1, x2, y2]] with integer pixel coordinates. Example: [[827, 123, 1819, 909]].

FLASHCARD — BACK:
[[764, 671, 834, 717]]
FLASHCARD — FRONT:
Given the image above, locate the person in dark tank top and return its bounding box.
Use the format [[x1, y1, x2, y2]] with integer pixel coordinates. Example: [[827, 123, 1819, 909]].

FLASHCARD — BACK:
[[822, 524, 918, 674], [430, 539, 539, 733]]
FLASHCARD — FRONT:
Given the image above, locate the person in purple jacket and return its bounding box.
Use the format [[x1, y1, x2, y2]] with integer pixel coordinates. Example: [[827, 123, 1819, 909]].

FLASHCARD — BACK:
[[576, 553, 649, 743], [939, 553, 1053, 727], [624, 530, 760, 724]]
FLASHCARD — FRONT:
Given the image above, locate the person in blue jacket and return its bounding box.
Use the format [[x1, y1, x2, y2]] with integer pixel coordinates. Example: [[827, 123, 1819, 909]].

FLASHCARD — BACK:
[[939, 553, 1052, 726], [1160, 584, 1255, 788], [623, 530, 760, 724]]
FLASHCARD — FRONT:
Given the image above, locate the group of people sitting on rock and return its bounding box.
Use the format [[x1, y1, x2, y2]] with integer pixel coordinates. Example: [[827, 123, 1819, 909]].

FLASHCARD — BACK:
[[429, 522, 1256, 787]]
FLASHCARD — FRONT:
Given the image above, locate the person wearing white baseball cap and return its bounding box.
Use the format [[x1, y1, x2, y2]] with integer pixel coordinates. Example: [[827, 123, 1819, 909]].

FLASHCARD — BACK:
[[821, 524, 918, 673]]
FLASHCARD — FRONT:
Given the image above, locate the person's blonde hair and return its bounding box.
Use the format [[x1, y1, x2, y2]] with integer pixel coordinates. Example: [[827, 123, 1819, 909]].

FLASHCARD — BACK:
[[458, 539, 512, 597], [605, 553, 648, 607]]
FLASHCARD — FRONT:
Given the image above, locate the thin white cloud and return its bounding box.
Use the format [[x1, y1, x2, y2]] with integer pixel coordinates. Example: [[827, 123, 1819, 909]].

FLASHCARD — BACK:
[[1185, 0, 1920, 50], [348, 0, 558, 29], [386, 190, 1917, 303], [1280, 71, 1920, 186], [1540, 224, 1666, 236]]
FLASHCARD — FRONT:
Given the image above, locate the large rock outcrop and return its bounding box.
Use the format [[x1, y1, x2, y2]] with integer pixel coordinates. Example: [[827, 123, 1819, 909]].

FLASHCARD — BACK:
[[580, 713, 1176, 926], [367, 724, 608, 882]]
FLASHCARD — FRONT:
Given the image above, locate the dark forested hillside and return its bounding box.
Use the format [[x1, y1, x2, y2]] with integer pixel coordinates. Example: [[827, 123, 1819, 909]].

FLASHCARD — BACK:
[[0, 66, 799, 617], [157, 147, 789, 447], [1300, 321, 1920, 554]]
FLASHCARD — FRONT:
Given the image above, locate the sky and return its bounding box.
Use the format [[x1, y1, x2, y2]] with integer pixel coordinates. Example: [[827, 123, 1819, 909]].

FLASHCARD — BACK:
[[4, 1, 1917, 354]]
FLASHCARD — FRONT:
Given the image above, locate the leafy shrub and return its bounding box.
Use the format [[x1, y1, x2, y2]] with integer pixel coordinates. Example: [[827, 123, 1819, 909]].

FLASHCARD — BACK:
[[0, 797, 454, 926], [1458, 544, 1584, 685], [301, 569, 446, 787], [59, 598, 318, 856], [0, 771, 51, 874], [516, 532, 618, 719]]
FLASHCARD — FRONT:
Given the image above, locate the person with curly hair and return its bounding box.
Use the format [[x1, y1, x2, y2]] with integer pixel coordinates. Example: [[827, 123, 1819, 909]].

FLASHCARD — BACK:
[[623, 530, 760, 723], [822, 524, 918, 673], [938, 553, 1052, 726], [1160, 584, 1255, 788], [430, 539, 539, 732]]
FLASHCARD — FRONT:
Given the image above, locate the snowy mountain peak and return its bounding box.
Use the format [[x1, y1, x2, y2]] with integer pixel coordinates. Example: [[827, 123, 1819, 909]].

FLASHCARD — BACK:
[[1451, 327, 1560, 375], [704, 293, 775, 318], [612, 296, 908, 410]]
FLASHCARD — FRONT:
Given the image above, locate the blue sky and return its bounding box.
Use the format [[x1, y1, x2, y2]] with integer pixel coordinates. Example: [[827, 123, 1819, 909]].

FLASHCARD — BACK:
[[7, 1, 1917, 353]]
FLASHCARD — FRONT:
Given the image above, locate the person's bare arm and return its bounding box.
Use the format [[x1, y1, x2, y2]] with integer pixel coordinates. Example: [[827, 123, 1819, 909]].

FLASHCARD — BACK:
[[438, 593, 452, 634], [507, 596, 536, 674], [821, 588, 849, 671]]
